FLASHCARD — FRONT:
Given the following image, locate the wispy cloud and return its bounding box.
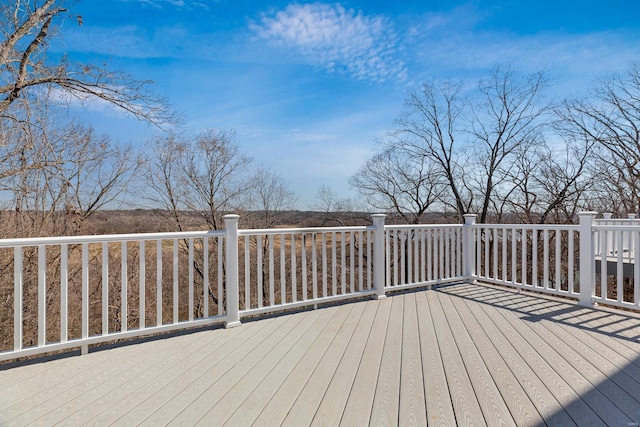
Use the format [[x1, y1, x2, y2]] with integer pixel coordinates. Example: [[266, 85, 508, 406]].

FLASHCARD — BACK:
[[118, 0, 210, 11], [251, 3, 407, 83]]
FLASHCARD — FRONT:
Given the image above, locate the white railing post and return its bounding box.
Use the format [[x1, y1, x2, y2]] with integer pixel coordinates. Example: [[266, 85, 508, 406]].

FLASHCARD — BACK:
[[224, 214, 241, 328], [578, 211, 598, 307], [463, 214, 477, 283], [372, 214, 387, 300]]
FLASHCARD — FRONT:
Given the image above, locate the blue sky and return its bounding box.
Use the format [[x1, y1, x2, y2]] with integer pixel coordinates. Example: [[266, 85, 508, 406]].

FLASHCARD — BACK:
[[54, 0, 640, 208]]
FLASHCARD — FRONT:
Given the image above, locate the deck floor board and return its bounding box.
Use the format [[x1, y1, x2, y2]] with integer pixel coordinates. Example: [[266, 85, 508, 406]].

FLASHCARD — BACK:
[[2, 283, 640, 427]]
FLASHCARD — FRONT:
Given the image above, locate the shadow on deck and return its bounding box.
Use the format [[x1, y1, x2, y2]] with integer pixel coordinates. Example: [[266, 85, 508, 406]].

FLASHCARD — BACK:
[[1, 283, 639, 426]]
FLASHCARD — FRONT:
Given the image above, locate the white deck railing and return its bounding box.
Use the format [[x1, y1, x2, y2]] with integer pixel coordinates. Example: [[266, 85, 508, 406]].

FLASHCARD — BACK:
[[473, 223, 580, 299], [1, 211, 639, 361]]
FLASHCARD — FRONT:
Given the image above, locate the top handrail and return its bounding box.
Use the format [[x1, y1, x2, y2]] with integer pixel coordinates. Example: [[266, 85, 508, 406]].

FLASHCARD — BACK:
[[239, 225, 370, 236], [385, 224, 463, 230], [0, 230, 226, 248]]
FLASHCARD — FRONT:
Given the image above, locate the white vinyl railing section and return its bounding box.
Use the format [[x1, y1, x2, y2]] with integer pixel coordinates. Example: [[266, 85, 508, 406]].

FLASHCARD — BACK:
[[2, 229, 227, 361], [1, 211, 639, 361], [473, 223, 580, 299], [384, 224, 464, 290], [591, 213, 640, 310], [237, 224, 375, 317]]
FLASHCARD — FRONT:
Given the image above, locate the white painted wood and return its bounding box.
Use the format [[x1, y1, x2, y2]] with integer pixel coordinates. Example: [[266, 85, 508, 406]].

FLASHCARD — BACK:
[[122, 240, 128, 332], [217, 236, 223, 316], [140, 239, 146, 329], [280, 234, 286, 304], [350, 231, 355, 293], [224, 215, 240, 327], [331, 231, 337, 295], [320, 233, 326, 298], [156, 239, 162, 326], [291, 234, 297, 302], [302, 234, 308, 300], [188, 238, 194, 321], [341, 231, 346, 294], [244, 235, 250, 310], [204, 236, 209, 316], [102, 242, 109, 335], [38, 244, 46, 346], [544, 229, 549, 289], [13, 247, 22, 351], [257, 235, 263, 308], [312, 233, 318, 300], [173, 238, 179, 323], [60, 244, 68, 343], [269, 234, 276, 307], [82, 243, 89, 341]]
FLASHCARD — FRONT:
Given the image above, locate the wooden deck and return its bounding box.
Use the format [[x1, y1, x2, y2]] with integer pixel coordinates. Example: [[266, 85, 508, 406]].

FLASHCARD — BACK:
[[1, 283, 640, 426]]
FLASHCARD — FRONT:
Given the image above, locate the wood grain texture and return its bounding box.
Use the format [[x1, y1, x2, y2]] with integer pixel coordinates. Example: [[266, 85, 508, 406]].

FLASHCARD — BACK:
[[415, 291, 456, 427], [339, 297, 393, 426], [250, 303, 355, 427], [369, 293, 403, 426], [3, 284, 640, 427], [280, 302, 369, 427], [309, 300, 378, 427], [427, 289, 487, 427], [446, 292, 544, 427], [453, 291, 575, 427], [398, 293, 428, 427]]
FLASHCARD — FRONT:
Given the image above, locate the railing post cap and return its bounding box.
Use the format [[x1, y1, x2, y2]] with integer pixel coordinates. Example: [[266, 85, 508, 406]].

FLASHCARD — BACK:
[[223, 214, 240, 220], [371, 213, 387, 218], [578, 211, 598, 217]]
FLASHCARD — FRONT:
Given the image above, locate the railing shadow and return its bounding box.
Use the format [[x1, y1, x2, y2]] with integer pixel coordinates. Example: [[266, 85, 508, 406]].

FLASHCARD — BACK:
[[442, 282, 640, 344], [439, 282, 640, 426]]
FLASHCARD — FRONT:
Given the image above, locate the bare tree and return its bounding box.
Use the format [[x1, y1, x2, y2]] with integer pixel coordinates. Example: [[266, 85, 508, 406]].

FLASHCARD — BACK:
[[469, 66, 549, 223], [503, 139, 595, 224], [241, 166, 297, 229], [392, 80, 472, 220], [144, 129, 252, 231], [556, 63, 640, 215], [143, 133, 189, 231], [350, 147, 446, 224], [0, 0, 171, 123], [373, 67, 549, 223], [0, 94, 140, 237], [310, 185, 367, 226]]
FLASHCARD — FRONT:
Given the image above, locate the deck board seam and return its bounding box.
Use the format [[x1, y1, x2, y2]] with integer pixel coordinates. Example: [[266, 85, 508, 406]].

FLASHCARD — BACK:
[[250, 303, 357, 426], [487, 290, 632, 426], [454, 288, 574, 426]]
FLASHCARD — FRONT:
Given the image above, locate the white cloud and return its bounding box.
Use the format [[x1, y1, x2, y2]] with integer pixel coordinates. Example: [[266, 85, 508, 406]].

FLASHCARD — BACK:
[[119, 0, 210, 11], [251, 3, 407, 83]]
